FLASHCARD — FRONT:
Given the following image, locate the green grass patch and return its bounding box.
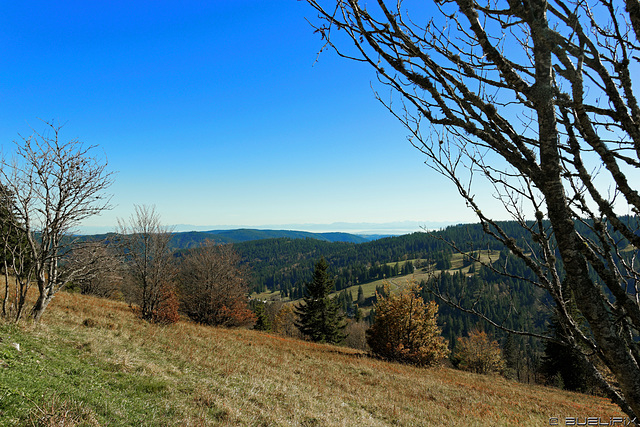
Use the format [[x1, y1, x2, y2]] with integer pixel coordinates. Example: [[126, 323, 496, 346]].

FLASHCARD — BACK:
[[0, 321, 186, 426]]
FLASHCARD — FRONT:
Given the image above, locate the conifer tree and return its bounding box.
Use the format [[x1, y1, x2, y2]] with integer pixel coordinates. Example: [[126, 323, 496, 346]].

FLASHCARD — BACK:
[[502, 334, 521, 381], [295, 257, 346, 344], [1, 186, 32, 320], [354, 304, 363, 322], [357, 285, 365, 305], [254, 301, 271, 331], [541, 308, 600, 393]]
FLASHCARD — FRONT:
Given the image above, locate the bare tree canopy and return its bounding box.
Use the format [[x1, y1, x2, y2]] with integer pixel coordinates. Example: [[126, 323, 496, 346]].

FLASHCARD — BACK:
[[63, 242, 122, 299], [0, 121, 114, 322], [178, 240, 255, 327], [116, 204, 176, 322], [306, 0, 640, 418]]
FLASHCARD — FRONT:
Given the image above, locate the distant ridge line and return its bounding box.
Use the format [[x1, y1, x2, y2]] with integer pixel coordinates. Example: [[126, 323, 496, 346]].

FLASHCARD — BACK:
[[169, 228, 386, 246]]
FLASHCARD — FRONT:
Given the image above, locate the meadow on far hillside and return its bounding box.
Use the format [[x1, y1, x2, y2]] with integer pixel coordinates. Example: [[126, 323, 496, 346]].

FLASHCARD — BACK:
[[252, 250, 494, 308], [0, 290, 626, 426]]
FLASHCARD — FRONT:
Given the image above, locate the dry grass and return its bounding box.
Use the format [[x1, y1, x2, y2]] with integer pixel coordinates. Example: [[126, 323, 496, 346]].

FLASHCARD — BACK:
[[1, 290, 625, 426]]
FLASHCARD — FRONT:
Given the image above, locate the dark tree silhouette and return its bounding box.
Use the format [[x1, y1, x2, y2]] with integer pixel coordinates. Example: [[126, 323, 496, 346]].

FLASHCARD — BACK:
[[296, 257, 346, 344]]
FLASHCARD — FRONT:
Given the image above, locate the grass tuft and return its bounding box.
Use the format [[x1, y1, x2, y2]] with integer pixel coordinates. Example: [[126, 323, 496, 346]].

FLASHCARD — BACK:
[[25, 392, 101, 427]]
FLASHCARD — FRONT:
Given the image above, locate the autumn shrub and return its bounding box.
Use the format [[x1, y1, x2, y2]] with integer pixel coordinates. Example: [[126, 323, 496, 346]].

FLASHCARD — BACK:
[[453, 329, 505, 375], [344, 320, 369, 351], [273, 304, 303, 339], [178, 241, 255, 327], [366, 282, 449, 366], [63, 243, 123, 299], [265, 301, 284, 329], [152, 285, 180, 324]]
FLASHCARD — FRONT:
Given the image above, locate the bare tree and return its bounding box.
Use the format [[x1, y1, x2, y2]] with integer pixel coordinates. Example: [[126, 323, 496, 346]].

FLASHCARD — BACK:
[[0, 121, 114, 322], [177, 241, 255, 327], [116, 205, 176, 321], [63, 241, 122, 298], [307, 0, 640, 418]]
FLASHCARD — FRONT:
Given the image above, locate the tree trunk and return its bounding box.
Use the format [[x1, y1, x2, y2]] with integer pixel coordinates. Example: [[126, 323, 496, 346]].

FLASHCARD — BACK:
[[2, 260, 8, 317], [30, 276, 50, 323]]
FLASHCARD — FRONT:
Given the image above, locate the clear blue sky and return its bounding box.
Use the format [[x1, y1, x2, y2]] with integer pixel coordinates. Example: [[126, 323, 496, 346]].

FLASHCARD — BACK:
[[1, 1, 481, 233]]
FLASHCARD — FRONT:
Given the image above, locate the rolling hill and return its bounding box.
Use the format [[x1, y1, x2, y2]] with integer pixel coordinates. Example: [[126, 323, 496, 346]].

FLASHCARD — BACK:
[[167, 228, 373, 249], [0, 290, 625, 425]]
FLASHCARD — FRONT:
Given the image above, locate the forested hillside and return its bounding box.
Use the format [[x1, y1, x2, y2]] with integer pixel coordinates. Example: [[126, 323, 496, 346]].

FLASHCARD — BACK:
[[234, 219, 637, 384], [169, 229, 371, 247], [235, 221, 539, 295], [73, 219, 637, 386]]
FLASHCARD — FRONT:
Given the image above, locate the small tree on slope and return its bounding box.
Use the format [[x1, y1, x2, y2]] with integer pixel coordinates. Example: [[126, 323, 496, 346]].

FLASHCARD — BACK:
[[295, 257, 346, 344], [0, 121, 114, 322], [453, 329, 505, 375], [367, 282, 449, 366]]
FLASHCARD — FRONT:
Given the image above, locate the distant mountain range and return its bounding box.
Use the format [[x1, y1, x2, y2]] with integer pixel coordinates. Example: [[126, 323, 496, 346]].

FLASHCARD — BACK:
[[78, 228, 388, 249], [77, 220, 457, 236], [168, 229, 380, 248]]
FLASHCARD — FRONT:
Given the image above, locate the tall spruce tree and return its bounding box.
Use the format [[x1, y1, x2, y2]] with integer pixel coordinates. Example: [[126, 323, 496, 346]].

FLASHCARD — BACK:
[[253, 301, 271, 331], [295, 257, 346, 344], [357, 285, 365, 305], [541, 302, 600, 394]]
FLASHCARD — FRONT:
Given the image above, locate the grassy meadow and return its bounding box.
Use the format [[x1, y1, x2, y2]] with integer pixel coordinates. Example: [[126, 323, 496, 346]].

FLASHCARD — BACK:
[[252, 251, 499, 318], [0, 290, 625, 426], [253, 251, 494, 304]]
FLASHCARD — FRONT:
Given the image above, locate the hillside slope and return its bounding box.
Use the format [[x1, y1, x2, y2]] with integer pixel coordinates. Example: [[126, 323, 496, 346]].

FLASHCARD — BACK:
[[0, 292, 624, 426], [170, 229, 370, 248]]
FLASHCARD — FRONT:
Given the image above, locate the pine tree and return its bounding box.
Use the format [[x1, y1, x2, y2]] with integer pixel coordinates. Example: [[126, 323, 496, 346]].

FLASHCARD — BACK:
[[295, 257, 346, 344], [357, 285, 365, 305], [541, 312, 598, 393], [253, 301, 271, 331], [502, 334, 521, 381], [354, 304, 363, 322]]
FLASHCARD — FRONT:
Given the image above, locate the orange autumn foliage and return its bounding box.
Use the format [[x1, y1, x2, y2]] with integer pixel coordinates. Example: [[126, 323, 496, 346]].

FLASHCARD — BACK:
[[178, 241, 255, 327], [152, 285, 180, 325], [454, 329, 505, 375], [366, 282, 449, 366]]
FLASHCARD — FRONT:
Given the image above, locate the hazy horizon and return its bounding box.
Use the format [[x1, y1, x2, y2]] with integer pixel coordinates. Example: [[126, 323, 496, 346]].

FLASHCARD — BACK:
[[76, 219, 461, 236]]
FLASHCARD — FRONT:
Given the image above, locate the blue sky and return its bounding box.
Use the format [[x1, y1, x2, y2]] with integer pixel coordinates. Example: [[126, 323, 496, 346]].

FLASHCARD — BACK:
[[1, 1, 480, 233]]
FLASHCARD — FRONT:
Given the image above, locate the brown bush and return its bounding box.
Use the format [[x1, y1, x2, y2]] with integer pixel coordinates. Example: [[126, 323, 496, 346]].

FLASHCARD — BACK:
[[273, 304, 303, 339], [453, 329, 505, 375], [344, 320, 369, 351], [366, 282, 449, 366], [152, 285, 180, 325], [178, 241, 255, 327]]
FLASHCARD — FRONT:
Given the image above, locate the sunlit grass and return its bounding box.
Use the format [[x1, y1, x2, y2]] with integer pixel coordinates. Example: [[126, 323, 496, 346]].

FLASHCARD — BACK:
[[332, 250, 498, 306], [0, 290, 624, 425], [253, 251, 498, 307]]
